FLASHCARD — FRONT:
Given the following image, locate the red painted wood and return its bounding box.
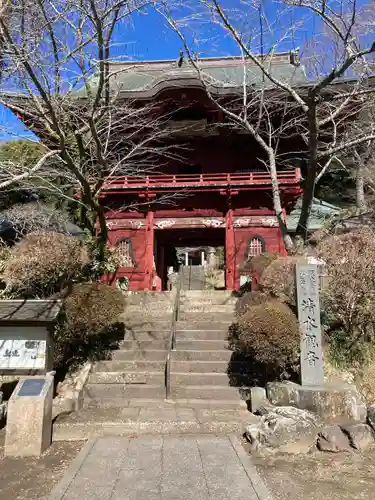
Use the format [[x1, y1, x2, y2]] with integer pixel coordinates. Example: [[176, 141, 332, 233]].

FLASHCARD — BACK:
[[225, 209, 235, 290], [233, 227, 286, 289], [102, 169, 301, 193], [145, 211, 154, 290]]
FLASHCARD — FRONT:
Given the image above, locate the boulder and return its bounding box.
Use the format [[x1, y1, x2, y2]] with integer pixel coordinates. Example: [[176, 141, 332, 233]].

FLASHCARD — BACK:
[[0, 402, 6, 422], [267, 381, 367, 423], [317, 425, 351, 453], [367, 404, 375, 431], [244, 406, 321, 454], [249, 387, 268, 413], [341, 423, 375, 451]]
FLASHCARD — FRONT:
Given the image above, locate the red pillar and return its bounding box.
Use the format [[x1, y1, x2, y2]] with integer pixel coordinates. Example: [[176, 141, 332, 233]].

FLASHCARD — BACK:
[[144, 210, 154, 290], [225, 209, 235, 290]]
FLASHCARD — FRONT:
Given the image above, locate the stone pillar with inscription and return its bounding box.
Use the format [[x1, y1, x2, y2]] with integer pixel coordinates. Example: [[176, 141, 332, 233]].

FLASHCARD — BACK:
[[296, 263, 324, 386], [5, 376, 54, 457], [267, 263, 367, 422]]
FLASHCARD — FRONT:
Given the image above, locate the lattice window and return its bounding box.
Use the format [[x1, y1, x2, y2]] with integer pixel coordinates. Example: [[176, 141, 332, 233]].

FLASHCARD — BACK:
[[247, 237, 265, 258], [116, 238, 134, 267]]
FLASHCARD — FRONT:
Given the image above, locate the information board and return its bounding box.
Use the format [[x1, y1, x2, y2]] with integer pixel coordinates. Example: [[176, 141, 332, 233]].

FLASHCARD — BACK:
[[18, 378, 46, 397], [0, 340, 46, 370]]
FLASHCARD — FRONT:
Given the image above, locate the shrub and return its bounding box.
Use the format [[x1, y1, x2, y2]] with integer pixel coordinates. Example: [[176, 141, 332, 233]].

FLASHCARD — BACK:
[[235, 291, 269, 318], [229, 300, 300, 380], [316, 228, 375, 367], [259, 256, 304, 306], [2, 231, 89, 298], [54, 282, 126, 377]]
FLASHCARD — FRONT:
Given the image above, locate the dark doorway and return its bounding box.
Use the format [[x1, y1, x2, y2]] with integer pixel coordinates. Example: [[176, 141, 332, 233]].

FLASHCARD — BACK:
[[155, 227, 225, 290]]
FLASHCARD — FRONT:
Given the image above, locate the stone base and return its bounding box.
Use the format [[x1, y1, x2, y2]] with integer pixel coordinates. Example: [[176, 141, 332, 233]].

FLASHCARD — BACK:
[[5, 376, 54, 457], [267, 381, 366, 423]]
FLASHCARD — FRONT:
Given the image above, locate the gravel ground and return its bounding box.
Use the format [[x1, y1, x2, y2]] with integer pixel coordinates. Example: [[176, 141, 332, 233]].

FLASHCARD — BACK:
[[251, 445, 375, 500], [0, 430, 84, 500]]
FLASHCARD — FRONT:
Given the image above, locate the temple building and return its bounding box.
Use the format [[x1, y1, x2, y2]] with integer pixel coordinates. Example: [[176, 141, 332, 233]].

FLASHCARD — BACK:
[[100, 53, 305, 290]]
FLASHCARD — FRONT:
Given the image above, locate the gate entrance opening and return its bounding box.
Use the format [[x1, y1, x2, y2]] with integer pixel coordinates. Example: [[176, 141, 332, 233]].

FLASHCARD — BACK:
[[155, 228, 225, 290]]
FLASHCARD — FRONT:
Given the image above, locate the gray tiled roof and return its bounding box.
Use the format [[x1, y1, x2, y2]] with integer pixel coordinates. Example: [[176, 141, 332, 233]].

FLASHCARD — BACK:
[[73, 54, 307, 98], [0, 300, 62, 324], [287, 198, 340, 232]]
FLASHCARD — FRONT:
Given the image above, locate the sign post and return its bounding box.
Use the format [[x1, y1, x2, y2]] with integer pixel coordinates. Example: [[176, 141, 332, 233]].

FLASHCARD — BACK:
[[0, 300, 61, 456], [296, 263, 324, 386]]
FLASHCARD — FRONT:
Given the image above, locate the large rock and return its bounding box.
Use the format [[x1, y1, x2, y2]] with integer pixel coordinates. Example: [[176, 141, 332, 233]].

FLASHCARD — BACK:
[[317, 425, 351, 453], [248, 387, 268, 413], [267, 381, 366, 423], [244, 406, 321, 454], [341, 423, 375, 451], [367, 404, 375, 431]]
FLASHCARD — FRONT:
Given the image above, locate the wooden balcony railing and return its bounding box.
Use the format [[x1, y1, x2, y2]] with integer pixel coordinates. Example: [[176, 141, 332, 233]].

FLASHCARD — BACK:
[[103, 169, 301, 192]]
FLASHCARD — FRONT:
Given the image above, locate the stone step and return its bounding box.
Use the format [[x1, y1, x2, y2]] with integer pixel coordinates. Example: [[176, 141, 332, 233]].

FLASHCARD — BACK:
[[170, 372, 232, 386], [124, 331, 171, 341], [112, 349, 167, 361], [92, 360, 165, 372], [176, 329, 229, 340], [180, 298, 236, 305], [175, 340, 229, 350], [171, 360, 231, 373], [181, 291, 234, 297], [178, 314, 235, 322], [52, 405, 255, 441], [124, 322, 172, 332], [170, 385, 243, 401], [179, 306, 234, 313], [124, 310, 173, 317], [171, 349, 232, 361], [88, 371, 164, 385], [125, 304, 174, 310], [82, 398, 248, 410], [124, 291, 174, 303], [176, 321, 232, 330], [83, 383, 166, 400], [120, 340, 169, 350]]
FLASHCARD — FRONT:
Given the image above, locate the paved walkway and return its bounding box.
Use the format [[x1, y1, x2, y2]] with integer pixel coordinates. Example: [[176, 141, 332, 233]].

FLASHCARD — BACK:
[[49, 435, 272, 500]]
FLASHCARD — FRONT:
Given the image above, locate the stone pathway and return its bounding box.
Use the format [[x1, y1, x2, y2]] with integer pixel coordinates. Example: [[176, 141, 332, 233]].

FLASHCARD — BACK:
[[49, 435, 272, 500]]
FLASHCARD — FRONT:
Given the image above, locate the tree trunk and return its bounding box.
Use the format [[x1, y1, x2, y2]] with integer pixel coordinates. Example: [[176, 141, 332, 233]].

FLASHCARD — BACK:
[[268, 149, 295, 253], [296, 98, 318, 239], [356, 165, 367, 213]]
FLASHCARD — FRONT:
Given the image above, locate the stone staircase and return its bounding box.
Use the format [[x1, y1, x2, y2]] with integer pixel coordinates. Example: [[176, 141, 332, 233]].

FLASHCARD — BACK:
[[170, 291, 245, 406], [53, 289, 254, 440], [82, 292, 174, 405], [180, 265, 206, 290]]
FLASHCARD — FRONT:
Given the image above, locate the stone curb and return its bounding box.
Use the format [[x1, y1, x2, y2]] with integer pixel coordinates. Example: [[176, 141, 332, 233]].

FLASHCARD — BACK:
[[54, 362, 92, 414], [48, 439, 96, 500], [229, 435, 274, 500]]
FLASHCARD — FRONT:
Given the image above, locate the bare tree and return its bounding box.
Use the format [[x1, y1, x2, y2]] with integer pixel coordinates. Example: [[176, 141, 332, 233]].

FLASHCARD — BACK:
[[0, 0, 182, 265], [159, 0, 375, 248]]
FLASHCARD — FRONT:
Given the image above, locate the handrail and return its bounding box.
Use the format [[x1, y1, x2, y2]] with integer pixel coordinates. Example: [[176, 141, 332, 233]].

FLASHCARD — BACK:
[[104, 169, 301, 190], [165, 269, 182, 400]]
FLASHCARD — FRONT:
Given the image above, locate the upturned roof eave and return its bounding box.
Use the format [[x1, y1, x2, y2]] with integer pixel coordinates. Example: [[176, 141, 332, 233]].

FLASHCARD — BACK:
[[2, 72, 374, 104]]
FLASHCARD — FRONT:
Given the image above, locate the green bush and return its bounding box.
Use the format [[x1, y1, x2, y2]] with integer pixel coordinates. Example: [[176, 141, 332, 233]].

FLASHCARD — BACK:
[[2, 231, 89, 298], [229, 300, 300, 380], [235, 291, 269, 318], [54, 282, 126, 378]]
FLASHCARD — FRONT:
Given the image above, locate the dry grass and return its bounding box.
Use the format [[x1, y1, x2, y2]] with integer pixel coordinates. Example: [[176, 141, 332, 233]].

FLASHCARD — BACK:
[[2, 231, 89, 297], [259, 256, 305, 305]]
